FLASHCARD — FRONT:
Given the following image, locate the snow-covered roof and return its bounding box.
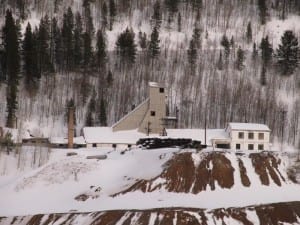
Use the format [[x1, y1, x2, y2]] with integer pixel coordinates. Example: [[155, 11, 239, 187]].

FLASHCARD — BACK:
[[227, 123, 271, 132], [83, 127, 147, 144], [83, 127, 228, 145], [1, 127, 31, 143], [50, 136, 86, 145]]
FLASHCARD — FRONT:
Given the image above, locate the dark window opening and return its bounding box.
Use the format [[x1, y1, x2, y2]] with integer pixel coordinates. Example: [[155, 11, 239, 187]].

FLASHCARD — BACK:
[[259, 133, 264, 140], [238, 132, 244, 139], [92, 143, 97, 147], [159, 88, 164, 93], [248, 132, 254, 139], [151, 111, 156, 116], [236, 144, 240, 150], [248, 144, 254, 150], [258, 144, 264, 150], [216, 144, 230, 149]]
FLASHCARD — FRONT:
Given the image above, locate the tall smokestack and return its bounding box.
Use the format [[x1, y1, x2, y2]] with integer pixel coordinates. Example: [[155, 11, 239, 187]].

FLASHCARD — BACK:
[[68, 106, 74, 149]]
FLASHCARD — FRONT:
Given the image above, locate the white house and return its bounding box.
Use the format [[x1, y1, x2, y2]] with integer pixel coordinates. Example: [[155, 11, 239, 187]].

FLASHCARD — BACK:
[[212, 123, 271, 151]]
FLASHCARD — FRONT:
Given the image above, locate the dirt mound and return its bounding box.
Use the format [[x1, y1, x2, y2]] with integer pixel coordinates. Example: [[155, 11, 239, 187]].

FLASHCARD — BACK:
[[2, 202, 300, 225], [249, 152, 284, 186], [116, 151, 287, 196]]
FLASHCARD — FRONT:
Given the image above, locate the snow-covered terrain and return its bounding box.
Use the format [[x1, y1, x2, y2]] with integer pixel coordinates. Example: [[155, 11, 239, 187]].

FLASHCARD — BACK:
[[0, 146, 300, 220]]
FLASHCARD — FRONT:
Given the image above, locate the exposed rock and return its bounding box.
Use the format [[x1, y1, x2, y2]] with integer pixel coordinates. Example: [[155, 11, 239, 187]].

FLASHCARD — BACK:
[[2, 202, 300, 225]]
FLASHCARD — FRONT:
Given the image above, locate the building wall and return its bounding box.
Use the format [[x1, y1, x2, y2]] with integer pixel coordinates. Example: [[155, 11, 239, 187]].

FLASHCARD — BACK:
[[112, 99, 149, 132], [229, 129, 270, 150], [113, 83, 167, 135], [138, 85, 166, 134]]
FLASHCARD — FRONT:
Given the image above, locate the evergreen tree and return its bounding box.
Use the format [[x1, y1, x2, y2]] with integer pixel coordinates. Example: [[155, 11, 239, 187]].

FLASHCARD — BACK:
[[177, 12, 182, 32], [54, 24, 63, 71], [37, 15, 52, 74], [101, 2, 108, 30], [260, 35, 273, 66], [96, 30, 107, 68], [107, 70, 113, 86], [83, 1, 94, 36], [192, 0, 202, 11], [217, 51, 223, 70], [148, 26, 160, 59], [82, 32, 93, 71], [246, 22, 252, 43], [99, 98, 107, 126], [258, 0, 268, 24], [73, 12, 83, 69], [151, 1, 162, 30], [252, 42, 258, 60], [0, 47, 4, 82], [50, 17, 59, 67], [109, 0, 117, 31], [260, 64, 267, 85], [22, 23, 40, 94], [116, 28, 137, 65], [275, 30, 299, 75], [2, 10, 21, 128], [187, 39, 197, 70], [192, 27, 201, 49], [165, 0, 179, 15], [235, 46, 245, 71], [221, 34, 230, 57], [62, 7, 74, 71], [85, 95, 96, 126], [138, 31, 147, 50]]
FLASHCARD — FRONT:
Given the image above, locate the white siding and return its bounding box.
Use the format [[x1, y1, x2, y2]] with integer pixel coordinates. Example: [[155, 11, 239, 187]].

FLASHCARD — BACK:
[[230, 130, 270, 151]]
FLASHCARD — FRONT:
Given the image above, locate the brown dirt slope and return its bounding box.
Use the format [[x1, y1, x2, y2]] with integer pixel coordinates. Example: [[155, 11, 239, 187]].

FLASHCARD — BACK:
[[116, 151, 286, 196], [2, 202, 300, 225], [250, 152, 284, 186]]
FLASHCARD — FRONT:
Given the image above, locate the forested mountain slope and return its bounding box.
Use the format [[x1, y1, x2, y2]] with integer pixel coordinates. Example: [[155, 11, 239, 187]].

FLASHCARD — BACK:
[[0, 0, 299, 145]]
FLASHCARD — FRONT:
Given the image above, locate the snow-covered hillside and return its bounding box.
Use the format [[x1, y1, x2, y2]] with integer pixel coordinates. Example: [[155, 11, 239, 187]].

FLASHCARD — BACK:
[[0, 146, 300, 223]]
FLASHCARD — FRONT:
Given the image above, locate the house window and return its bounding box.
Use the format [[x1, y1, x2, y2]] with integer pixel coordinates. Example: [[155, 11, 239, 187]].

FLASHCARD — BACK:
[[258, 144, 264, 150], [259, 133, 264, 140], [238, 132, 244, 139], [92, 143, 97, 147], [248, 132, 254, 139], [236, 144, 241, 150], [151, 111, 156, 116], [248, 144, 254, 150], [159, 88, 164, 93]]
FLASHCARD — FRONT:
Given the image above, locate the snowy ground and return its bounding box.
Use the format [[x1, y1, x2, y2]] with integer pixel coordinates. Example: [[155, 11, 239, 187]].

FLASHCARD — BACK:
[[0, 146, 300, 217]]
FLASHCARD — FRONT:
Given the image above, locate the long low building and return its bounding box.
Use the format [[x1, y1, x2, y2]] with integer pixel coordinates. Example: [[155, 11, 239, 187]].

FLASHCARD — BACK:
[[82, 127, 227, 149], [83, 122, 271, 151]]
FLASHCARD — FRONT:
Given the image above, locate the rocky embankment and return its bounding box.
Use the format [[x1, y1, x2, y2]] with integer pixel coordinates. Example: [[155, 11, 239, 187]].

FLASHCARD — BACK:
[[1, 202, 300, 225], [115, 151, 288, 195]]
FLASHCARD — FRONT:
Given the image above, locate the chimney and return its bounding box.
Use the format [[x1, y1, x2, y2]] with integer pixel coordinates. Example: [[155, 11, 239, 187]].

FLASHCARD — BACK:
[[68, 106, 74, 149]]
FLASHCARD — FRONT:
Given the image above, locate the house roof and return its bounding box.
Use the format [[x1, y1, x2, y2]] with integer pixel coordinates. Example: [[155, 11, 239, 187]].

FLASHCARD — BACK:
[[227, 123, 271, 132]]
